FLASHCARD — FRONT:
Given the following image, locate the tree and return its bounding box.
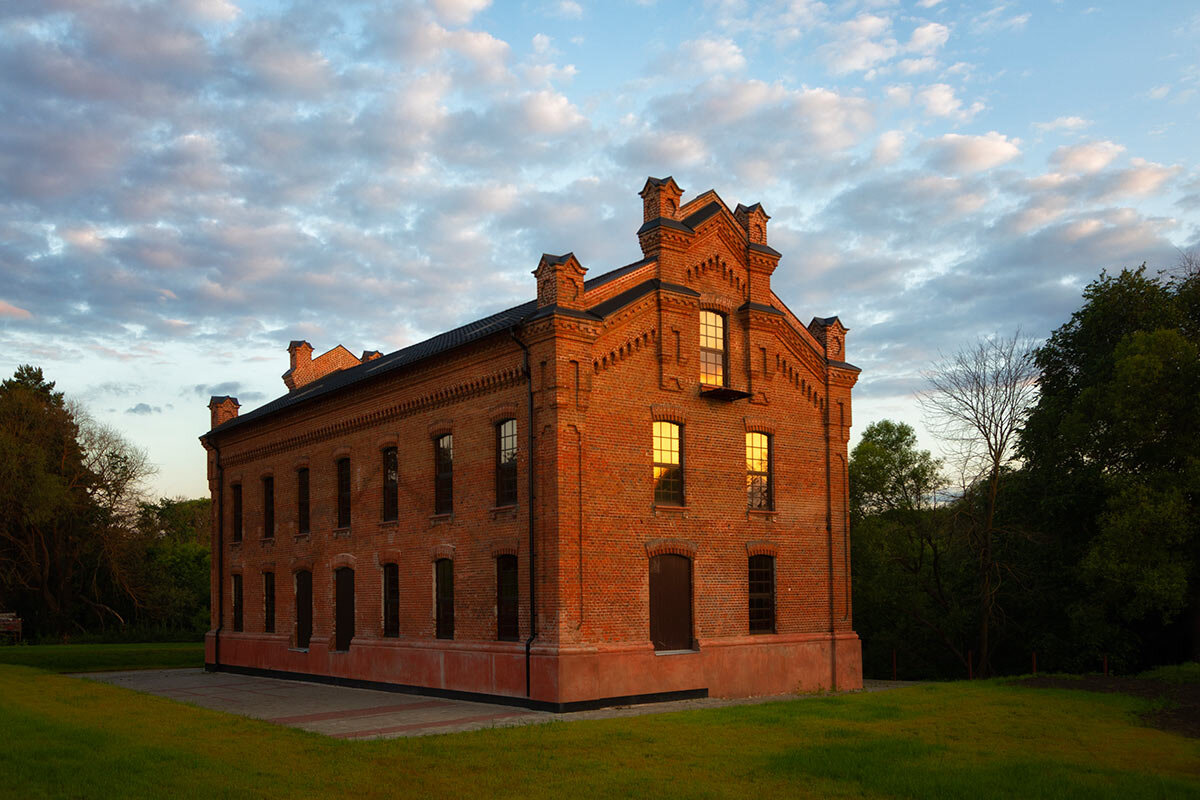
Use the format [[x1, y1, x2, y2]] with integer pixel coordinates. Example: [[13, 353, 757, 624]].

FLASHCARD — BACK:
[[920, 333, 1039, 677], [849, 421, 975, 678], [0, 365, 154, 637], [1020, 268, 1200, 664]]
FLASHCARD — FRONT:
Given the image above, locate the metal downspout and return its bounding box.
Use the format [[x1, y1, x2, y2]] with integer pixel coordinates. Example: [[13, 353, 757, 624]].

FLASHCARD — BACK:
[[824, 365, 837, 691], [511, 330, 537, 698]]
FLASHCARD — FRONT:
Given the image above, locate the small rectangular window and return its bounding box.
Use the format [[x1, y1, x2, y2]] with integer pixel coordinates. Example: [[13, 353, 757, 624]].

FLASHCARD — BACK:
[[336, 457, 351, 528], [496, 419, 517, 507], [652, 421, 684, 506], [263, 571, 275, 633], [297, 468, 310, 534], [231, 483, 242, 542], [231, 574, 243, 632], [382, 447, 399, 522], [262, 476, 274, 538], [497, 555, 518, 641], [434, 434, 453, 515], [746, 432, 773, 511], [749, 555, 776, 634], [383, 563, 400, 637], [435, 558, 454, 639]]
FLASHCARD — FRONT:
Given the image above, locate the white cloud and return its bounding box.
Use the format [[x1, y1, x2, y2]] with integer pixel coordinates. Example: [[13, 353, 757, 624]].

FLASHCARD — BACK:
[[1149, 85, 1170, 100], [432, 0, 492, 26], [1034, 115, 1091, 132], [972, 5, 1031, 33], [926, 132, 1021, 174], [1099, 158, 1180, 199], [873, 130, 906, 165], [907, 22, 949, 54], [519, 90, 586, 134], [917, 0, 945, 7], [897, 57, 937, 74], [1050, 140, 1124, 174], [553, 1, 583, 18], [680, 37, 746, 74], [916, 83, 983, 119], [820, 13, 898, 75]]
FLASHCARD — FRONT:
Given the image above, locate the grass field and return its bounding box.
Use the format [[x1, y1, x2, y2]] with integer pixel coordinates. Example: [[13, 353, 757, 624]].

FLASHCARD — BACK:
[[0, 657, 1197, 799], [0, 641, 204, 673]]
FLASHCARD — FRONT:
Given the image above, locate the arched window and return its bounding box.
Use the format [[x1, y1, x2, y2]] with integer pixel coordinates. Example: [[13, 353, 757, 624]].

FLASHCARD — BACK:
[[382, 563, 400, 637], [382, 447, 399, 522], [263, 571, 275, 633], [334, 567, 355, 651], [749, 555, 776, 634], [746, 432, 773, 510], [699, 310, 726, 386], [649, 554, 692, 651], [435, 558, 454, 639], [496, 554, 518, 641], [496, 419, 518, 506], [653, 421, 684, 506], [434, 434, 453, 514], [295, 569, 312, 649], [231, 574, 243, 632]]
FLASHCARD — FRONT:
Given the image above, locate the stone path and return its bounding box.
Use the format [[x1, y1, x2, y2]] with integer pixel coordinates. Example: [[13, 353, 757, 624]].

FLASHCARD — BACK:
[[78, 669, 913, 740]]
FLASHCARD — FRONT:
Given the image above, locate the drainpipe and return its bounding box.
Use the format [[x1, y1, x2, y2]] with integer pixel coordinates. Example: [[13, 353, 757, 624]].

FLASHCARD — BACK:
[[824, 364, 837, 691], [511, 329, 537, 698], [211, 439, 225, 671]]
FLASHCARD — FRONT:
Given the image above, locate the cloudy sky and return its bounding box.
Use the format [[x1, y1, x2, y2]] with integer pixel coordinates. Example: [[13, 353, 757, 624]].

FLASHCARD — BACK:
[[1, 0, 1197, 498]]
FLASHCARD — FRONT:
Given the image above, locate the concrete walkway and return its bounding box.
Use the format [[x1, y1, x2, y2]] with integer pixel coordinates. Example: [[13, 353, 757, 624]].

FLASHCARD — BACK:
[[78, 669, 911, 740]]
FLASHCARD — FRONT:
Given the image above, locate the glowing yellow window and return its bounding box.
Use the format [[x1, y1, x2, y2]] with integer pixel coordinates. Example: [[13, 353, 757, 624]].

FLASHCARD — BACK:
[[700, 311, 726, 386]]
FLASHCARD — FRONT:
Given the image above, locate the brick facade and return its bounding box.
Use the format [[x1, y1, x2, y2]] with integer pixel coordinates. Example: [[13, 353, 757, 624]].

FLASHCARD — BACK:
[[200, 177, 862, 710]]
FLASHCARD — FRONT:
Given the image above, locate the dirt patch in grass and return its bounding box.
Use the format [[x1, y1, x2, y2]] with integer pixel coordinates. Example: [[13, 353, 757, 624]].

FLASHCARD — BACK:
[[1018, 676, 1200, 739]]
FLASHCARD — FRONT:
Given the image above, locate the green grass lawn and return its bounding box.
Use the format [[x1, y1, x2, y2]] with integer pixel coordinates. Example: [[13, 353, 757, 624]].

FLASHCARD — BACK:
[[0, 663, 1197, 799], [0, 641, 204, 673]]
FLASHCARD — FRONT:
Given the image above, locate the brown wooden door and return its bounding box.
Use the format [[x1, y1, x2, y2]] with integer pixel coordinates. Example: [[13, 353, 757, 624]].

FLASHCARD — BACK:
[[650, 554, 692, 651], [295, 570, 312, 649], [335, 567, 355, 651]]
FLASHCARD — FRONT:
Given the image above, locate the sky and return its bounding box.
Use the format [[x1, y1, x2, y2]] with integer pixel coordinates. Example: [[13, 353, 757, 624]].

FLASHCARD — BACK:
[[1, 0, 1197, 499]]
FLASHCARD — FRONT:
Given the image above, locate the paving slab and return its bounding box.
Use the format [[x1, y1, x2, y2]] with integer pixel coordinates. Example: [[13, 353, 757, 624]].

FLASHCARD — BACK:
[[77, 669, 916, 740]]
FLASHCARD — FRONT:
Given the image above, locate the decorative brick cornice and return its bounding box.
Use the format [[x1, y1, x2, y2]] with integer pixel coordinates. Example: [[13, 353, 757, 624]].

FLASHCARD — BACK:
[[431, 543, 456, 561], [645, 538, 697, 558], [487, 403, 519, 425], [290, 557, 314, 573], [220, 366, 525, 468], [375, 434, 398, 450], [377, 549, 403, 566], [688, 254, 745, 299], [427, 418, 453, 439], [746, 540, 778, 557], [594, 328, 657, 374]]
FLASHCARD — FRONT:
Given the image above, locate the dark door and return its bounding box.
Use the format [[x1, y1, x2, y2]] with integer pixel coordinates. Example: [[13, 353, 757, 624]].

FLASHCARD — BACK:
[[496, 555, 518, 641], [650, 554, 692, 651], [335, 567, 355, 651], [435, 558, 454, 639], [295, 570, 312, 649]]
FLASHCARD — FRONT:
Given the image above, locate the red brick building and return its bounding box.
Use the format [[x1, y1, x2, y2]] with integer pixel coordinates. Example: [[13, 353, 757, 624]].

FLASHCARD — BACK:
[[200, 177, 861, 710]]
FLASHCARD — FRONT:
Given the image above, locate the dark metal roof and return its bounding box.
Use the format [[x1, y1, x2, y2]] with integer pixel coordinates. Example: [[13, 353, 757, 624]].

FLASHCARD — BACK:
[[204, 257, 657, 439]]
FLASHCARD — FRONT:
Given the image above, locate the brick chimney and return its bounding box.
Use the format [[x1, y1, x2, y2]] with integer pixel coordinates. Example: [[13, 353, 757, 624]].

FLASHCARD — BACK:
[[533, 253, 588, 310], [735, 203, 770, 246], [809, 317, 848, 361], [639, 176, 683, 222], [209, 395, 240, 429]]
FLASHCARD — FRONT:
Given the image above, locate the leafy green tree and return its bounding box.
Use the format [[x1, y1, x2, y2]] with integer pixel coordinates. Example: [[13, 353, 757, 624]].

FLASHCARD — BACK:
[[1020, 268, 1200, 664]]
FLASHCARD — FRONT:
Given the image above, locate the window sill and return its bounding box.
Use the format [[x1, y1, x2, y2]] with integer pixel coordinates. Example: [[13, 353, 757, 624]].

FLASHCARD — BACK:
[[653, 504, 689, 517], [332, 527, 351, 539], [490, 504, 518, 520], [230, 540, 243, 547], [430, 513, 453, 525], [379, 519, 399, 528], [654, 648, 700, 656], [747, 509, 778, 520], [294, 532, 311, 542], [259, 537, 275, 546]]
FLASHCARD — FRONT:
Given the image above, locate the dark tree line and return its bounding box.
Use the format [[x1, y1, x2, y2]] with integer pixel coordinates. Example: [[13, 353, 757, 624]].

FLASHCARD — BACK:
[[0, 366, 210, 641], [852, 265, 1200, 678]]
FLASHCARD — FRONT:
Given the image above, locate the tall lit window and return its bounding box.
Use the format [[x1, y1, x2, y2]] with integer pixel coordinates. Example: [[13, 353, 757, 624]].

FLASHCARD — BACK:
[[749, 555, 776, 634], [746, 432, 773, 510], [653, 421, 684, 505], [496, 419, 517, 506], [382, 447, 398, 522], [700, 311, 726, 386], [434, 434, 453, 514], [336, 458, 351, 528], [262, 476, 274, 539], [231, 483, 243, 542]]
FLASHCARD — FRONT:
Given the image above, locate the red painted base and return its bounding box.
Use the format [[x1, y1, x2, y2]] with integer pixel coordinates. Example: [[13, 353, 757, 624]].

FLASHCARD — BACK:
[[206, 631, 862, 705]]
